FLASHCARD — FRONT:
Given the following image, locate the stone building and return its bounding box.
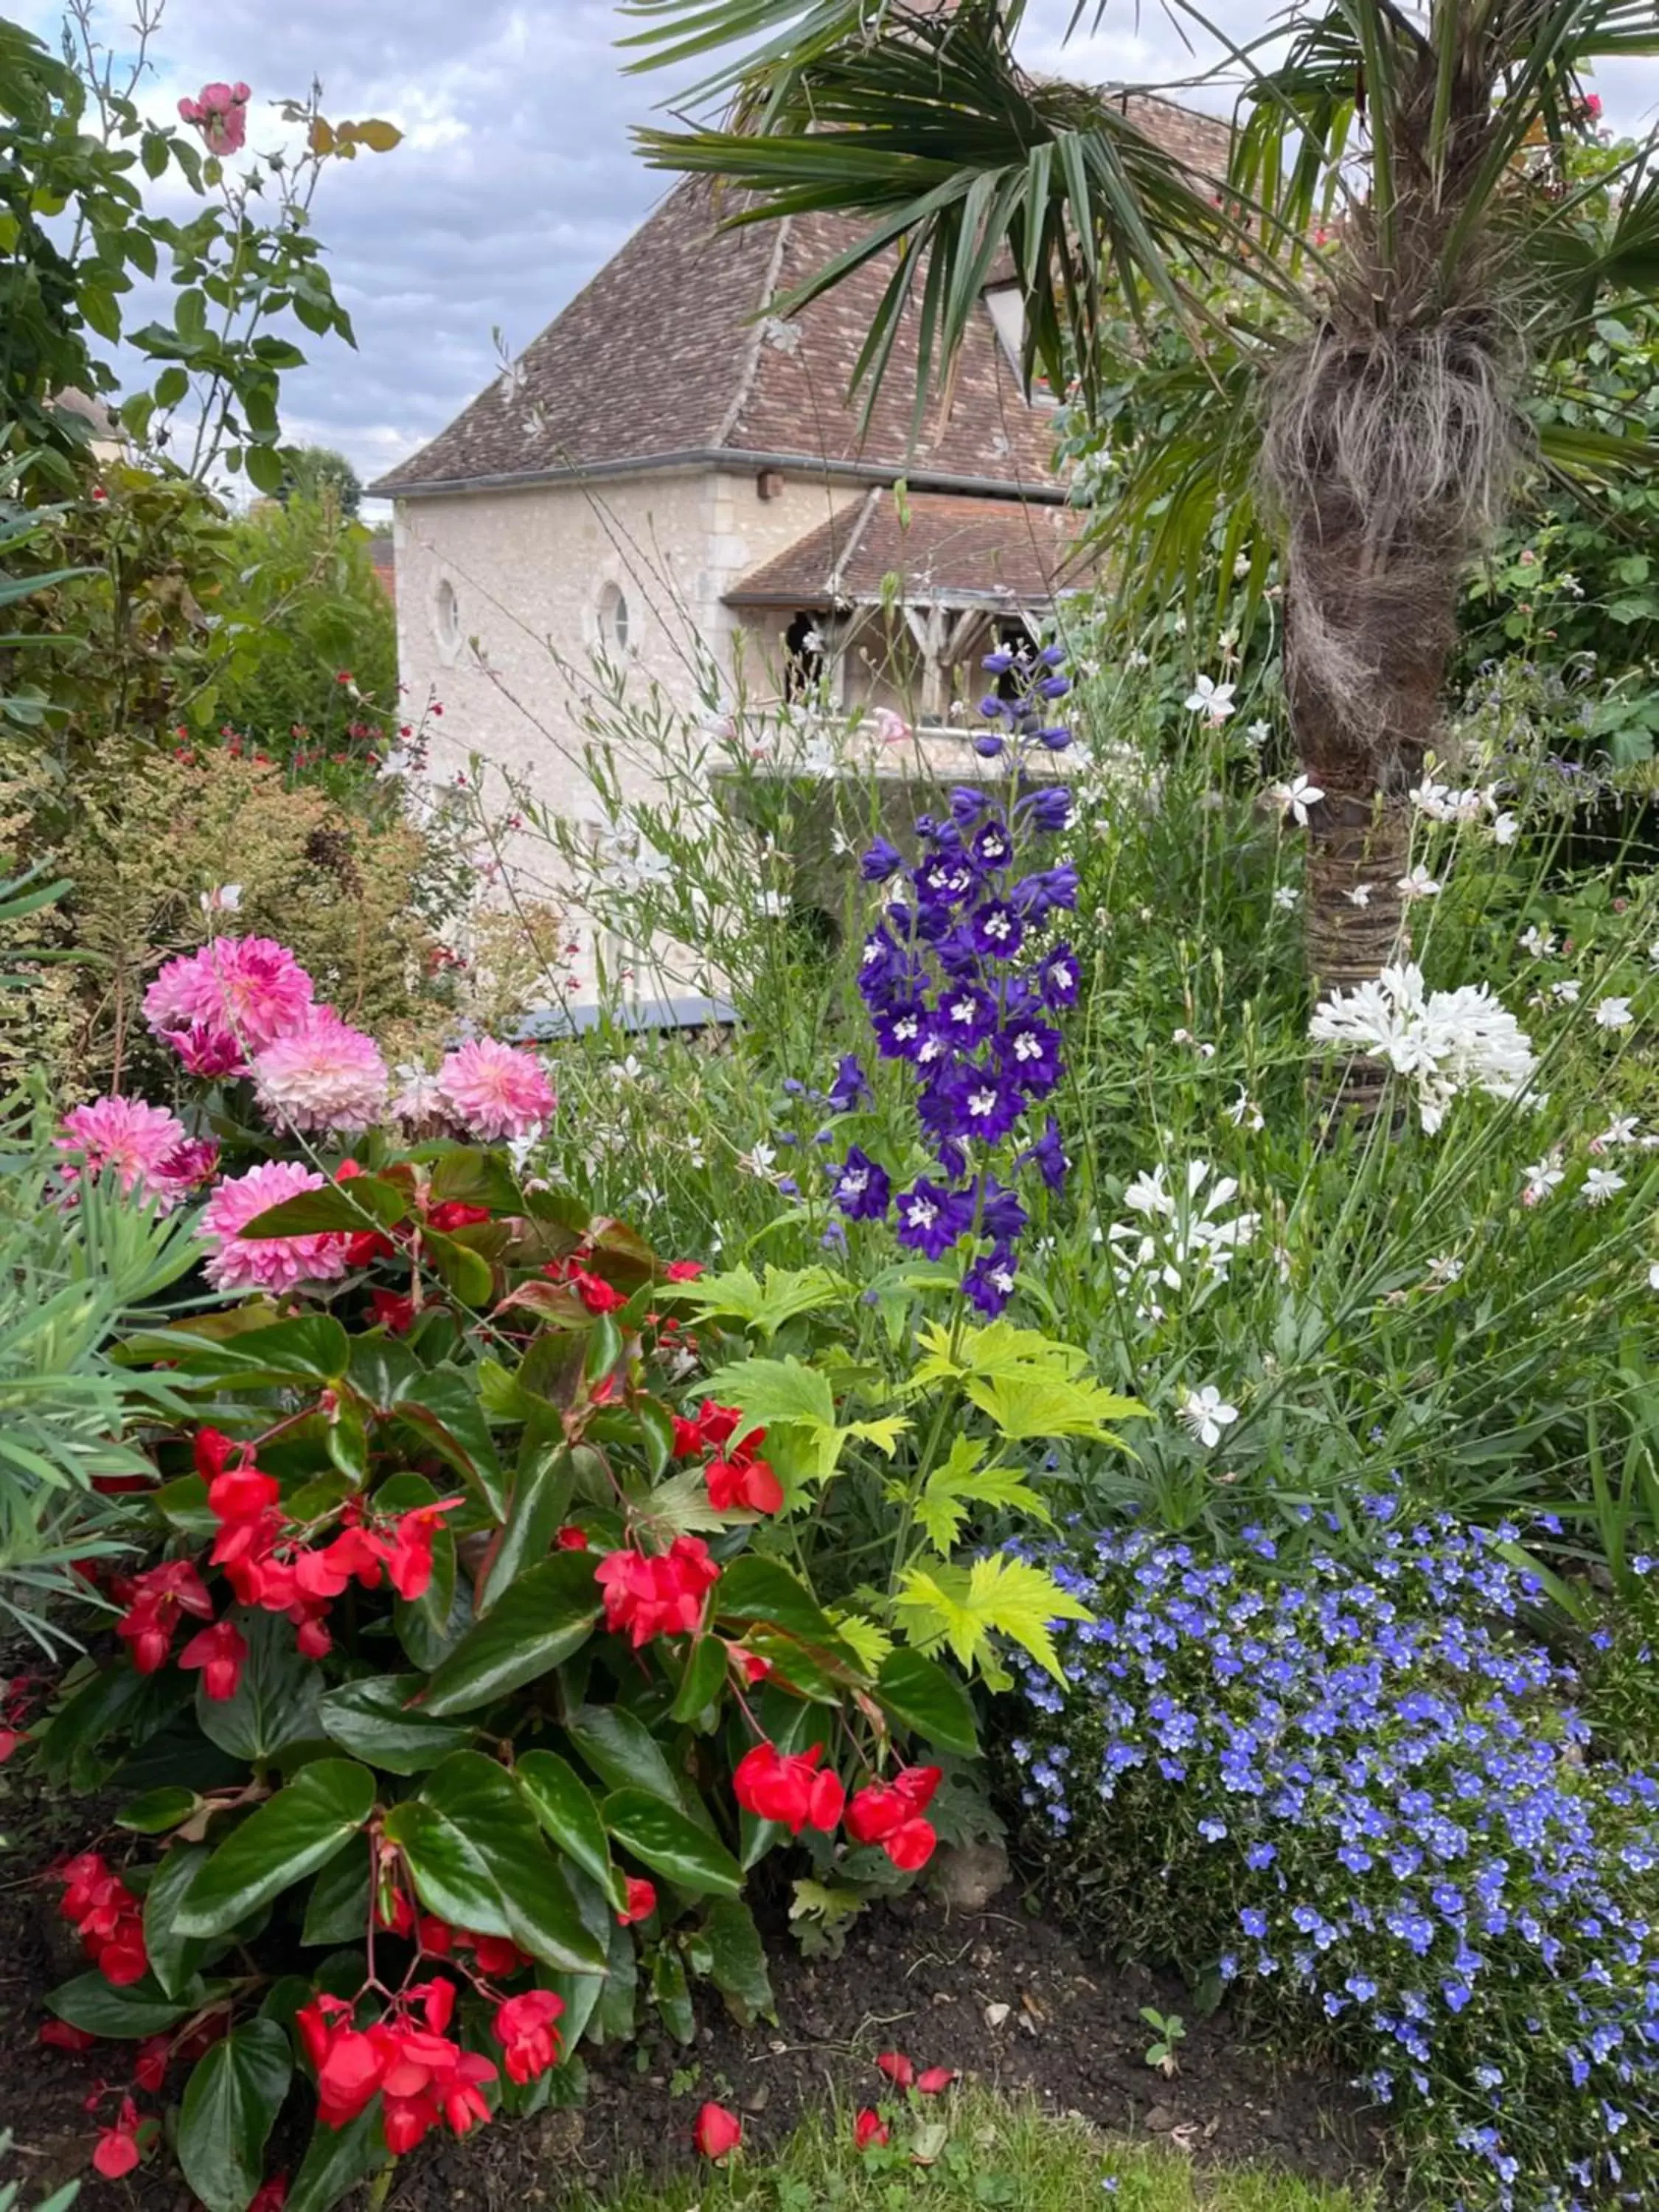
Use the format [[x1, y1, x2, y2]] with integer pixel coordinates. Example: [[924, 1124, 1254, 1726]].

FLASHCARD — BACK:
[[369, 94, 1229, 998]]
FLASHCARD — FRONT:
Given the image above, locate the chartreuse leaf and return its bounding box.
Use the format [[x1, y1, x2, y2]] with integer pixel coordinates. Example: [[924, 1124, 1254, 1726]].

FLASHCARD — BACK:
[[177, 2019, 292, 2212], [662, 1265, 840, 1338], [894, 1555, 1092, 1686], [915, 1436, 1053, 1554], [907, 1320, 1144, 1445], [515, 1751, 621, 1906], [602, 1787, 742, 1897], [386, 1750, 607, 1973], [421, 1552, 600, 1716], [695, 1356, 906, 1479], [316, 1674, 473, 1773], [831, 1610, 893, 1677], [173, 1761, 377, 1939], [874, 1644, 979, 1756]]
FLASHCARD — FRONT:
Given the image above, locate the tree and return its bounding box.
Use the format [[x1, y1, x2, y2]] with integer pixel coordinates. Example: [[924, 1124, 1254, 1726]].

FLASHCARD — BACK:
[[622, 0, 1659, 1096], [280, 444, 364, 518]]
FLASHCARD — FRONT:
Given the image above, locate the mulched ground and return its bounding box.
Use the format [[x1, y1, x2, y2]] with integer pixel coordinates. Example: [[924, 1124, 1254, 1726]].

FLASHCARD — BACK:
[[1, 1746, 1386, 2212]]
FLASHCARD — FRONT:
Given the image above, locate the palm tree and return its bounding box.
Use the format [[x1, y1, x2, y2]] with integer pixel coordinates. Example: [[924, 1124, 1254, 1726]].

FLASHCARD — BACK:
[[621, 0, 1659, 1075]]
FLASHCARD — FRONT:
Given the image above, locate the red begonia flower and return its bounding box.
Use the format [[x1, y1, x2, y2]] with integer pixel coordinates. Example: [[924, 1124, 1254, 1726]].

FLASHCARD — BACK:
[[917, 2067, 958, 2095], [875, 2051, 915, 2087], [493, 1989, 563, 2084], [693, 2101, 742, 2160], [854, 2108, 889, 2149], [615, 1876, 657, 1927], [732, 1742, 844, 1835], [178, 1618, 248, 1702]]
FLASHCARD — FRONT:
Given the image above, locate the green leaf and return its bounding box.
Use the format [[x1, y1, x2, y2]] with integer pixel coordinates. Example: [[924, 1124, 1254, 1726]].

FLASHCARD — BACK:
[[285, 2102, 387, 2212], [197, 1607, 324, 1763], [566, 1703, 684, 1805], [174, 1761, 377, 1939], [915, 1436, 1052, 1554], [316, 1674, 474, 1774], [240, 1177, 408, 1237], [300, 1832, 372, 1947], [49, 1970, 198, 2037], [145, 1841, 209, 1997], [157, 1315, 351, 1386], [515, 1751, 619, 1905], [421, 1552, 600, 1716], [602, 1787, 741, 1897], [427, 1146, 524, 1211], [154, 363, 189, 408], [479, 1440, 575, 1610], [670, 1633, 728, 1723], [874, 1645, 979, 1756], [386, 1371, 506, 1517], [116, 1785, 198, 1834], [652, 1945, 695, 2044], [701, 1897, 775, 2026], [712, 1554, 860, 1668], [696, 1354, 835, 1430], [666, 1265, 840, 1338], [589, 1916, 638, 2045], [386, 1751, 607, 1973], [178, 2020, 293, 2212], [422, 1226, 495, 1306]]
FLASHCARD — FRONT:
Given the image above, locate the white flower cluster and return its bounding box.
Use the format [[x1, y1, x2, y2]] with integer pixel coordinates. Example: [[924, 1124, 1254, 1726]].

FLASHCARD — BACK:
[[1105, 1160, 1260, 1321], [1309, 962, 1538, 1134], [1409, 775, 1518, 846]]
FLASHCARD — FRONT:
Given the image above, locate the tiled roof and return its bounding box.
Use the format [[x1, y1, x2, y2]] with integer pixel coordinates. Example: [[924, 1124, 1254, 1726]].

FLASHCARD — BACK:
[[724, 487, 1080, 608], [370, 94, 1231, 501]]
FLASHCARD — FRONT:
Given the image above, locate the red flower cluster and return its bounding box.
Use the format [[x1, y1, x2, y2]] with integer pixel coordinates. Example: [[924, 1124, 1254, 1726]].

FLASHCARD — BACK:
[[875, 2051, 956, 2094], [180, 1616, 248, 1700], [732, 1742, 844, 1835], [845, 1764, 944, 1872], [542, 1255, 628, 1314], [731, 1751, 943, 1870], [595, 1536, 719, 1648], [672, 1399, 782, 1515], [299, 1981, 497, 2152], [92, 2093, 147, 2178], [115, 1557, 213, 1673], [376, 1892, 532, 1980], [493, 1989, 563, 2084], [55, 1853, 148, 1985]]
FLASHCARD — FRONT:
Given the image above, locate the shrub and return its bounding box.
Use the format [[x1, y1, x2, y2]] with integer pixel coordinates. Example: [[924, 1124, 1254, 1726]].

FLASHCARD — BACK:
[[1007, 1514, 1659, 2209]]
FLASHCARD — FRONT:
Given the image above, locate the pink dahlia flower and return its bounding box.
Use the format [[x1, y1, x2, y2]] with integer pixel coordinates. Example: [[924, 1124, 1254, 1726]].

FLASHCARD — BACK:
[[178, 81, 251, 157], [198, 1161, 352, 1294], [435, 1038, 555, 1143], [252, 1007, 389, 1133], [145, 937, 314, 1062], [57, 1097, 190, 1211]]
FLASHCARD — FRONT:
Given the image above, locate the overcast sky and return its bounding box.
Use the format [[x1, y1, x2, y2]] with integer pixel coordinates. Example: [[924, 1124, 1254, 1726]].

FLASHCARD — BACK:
[[15, 1, 1659, 508]]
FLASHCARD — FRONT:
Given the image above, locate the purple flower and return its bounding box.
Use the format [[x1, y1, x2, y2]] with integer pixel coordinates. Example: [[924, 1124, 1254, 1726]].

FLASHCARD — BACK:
[[1038, 943, 1079, 1009], [957, 1070, 1026, 1143], [1037, 725, 1072, 752], [894, 1178, 972, 1259], [1019, 1116, 1070, 1193], [872, 1000, 928, 1060], [963, 1244, 1020, 1315], [831, 1147, 891, 1222], [999, 1018, 1064, 1095], [827, 1054, 872, 1113], [936, 981, 996, 1045], [1012, 866, 1079, 923], [982, 650, 1015, 675], [975, 1175, 1029, 1242], [860, 836, 903, 883], [1038, 674, 1071, 700], [970, 900, 1024, 959], [1019, 787, 1074, 835], [973, 818, 1014, 869], [974, 734, 1006, 759]]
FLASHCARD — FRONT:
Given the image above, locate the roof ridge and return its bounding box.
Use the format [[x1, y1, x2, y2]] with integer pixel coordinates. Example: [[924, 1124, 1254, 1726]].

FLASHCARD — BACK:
[[825, 485, 883, 598], [714, 210, 793, 451]]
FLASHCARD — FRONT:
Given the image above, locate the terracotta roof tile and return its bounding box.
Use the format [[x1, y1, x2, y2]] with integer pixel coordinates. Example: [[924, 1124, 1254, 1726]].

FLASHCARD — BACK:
[[369, 93, 1232, 500], [724, 487, 1080, 608]]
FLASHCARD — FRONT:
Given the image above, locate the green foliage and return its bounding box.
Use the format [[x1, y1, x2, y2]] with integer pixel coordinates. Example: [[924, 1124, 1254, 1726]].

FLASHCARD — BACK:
[[279, 448, 364, 519]]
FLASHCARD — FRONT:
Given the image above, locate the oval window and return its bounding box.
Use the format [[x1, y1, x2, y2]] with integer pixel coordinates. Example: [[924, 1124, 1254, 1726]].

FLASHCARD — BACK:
[[435, 577, 460, 652], [599, 582, 630, 655]]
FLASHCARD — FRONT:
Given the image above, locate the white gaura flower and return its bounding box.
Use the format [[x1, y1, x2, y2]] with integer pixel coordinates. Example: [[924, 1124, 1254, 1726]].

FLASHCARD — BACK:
[[736, 1141, 778, 1177], [1245, 720, 1272, 748], [1108, 1161, 1260, 1312], [1520, 926, 1556, 959], [1649, 939, 1659, 969], [1491, 813, 1520, 846], [200, 883, 243, 914], [1521, 1155, 1565, 1205], [1595, 1116, 1640, 1150], [1268, 775, 1324, 827], [1309, 961, 1537, 1135], [1225, 1086, 1265, 1131], [1398, 865, 1441, 901], [1185, 674, 1237, 723], [1552, 979, 1582, 1005], [1425, 1253, 1464, 1286], [1345, 883, 1373, 908], [1273, 884, 1300, 911], [1649, 1262, 1659, 1292], [1595, 996, 1634, 1031], [1180, 1384, 1239, 1450], [1582, 1166, 1627, 1207]]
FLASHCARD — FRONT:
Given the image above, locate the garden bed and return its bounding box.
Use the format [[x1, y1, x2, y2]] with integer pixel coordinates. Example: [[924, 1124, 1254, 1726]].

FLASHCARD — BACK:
[[1, 1715, 1382, 2212]]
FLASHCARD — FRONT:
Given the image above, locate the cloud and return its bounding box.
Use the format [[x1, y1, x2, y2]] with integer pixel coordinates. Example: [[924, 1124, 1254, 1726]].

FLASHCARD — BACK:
[[12, 0, 1659, 506]]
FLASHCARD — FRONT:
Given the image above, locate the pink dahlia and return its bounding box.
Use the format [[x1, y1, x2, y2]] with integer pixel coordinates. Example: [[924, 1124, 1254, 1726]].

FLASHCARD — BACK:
[[145, 938, 314, 1062], [198, 1161, 352, 1295], [435, 1038, 555, 1143], [252, 1007, 389, 1133], [57, 1097, 190, 1211]]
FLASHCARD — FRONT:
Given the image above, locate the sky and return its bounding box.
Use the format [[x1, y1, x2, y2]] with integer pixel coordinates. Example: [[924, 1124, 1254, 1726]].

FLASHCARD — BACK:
[[15, 1, 1659, 512]]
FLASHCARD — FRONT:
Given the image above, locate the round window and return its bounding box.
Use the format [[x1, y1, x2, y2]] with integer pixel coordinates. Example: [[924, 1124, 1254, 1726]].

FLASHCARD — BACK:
[[599, 582, 630, 655], [434, 577, 460, 653]]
